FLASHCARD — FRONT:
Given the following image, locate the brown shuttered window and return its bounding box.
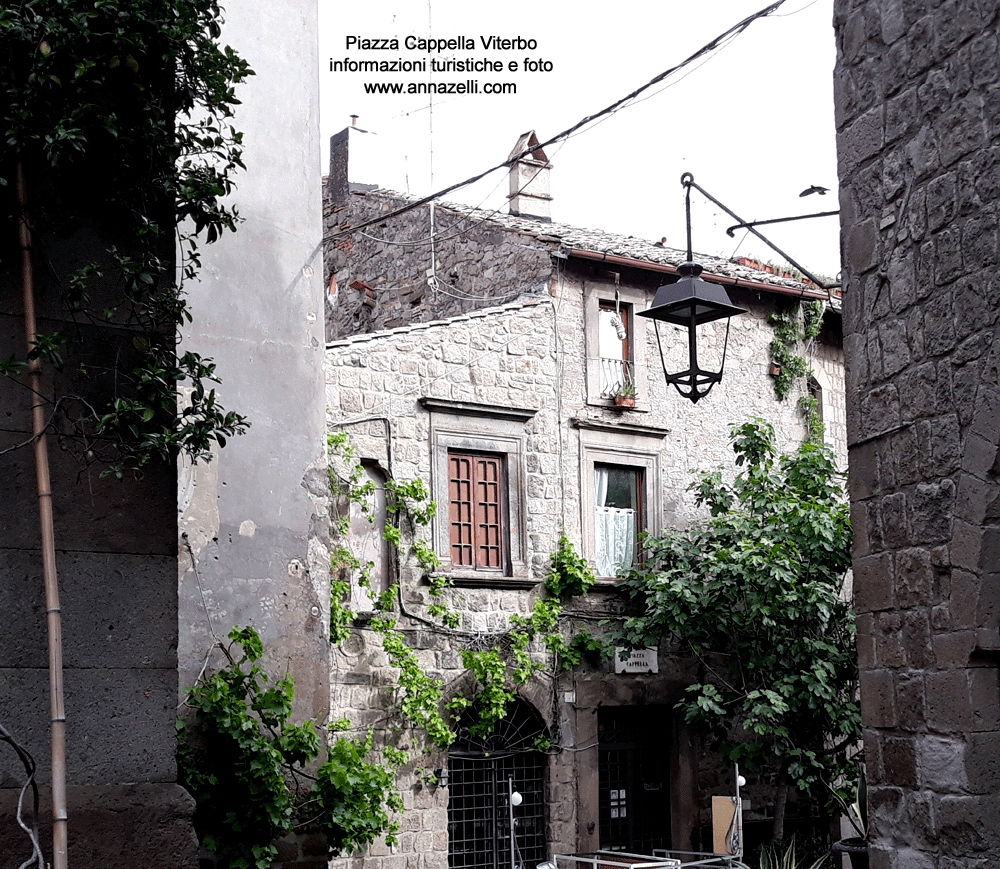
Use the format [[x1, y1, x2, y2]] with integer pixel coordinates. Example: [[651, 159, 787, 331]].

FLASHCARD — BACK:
[[449, 452, 505, 571]]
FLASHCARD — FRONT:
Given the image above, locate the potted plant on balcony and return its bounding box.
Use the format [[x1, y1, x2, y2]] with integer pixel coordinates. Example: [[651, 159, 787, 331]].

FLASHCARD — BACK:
[[831, 764, 869, 869], [613, 382, 636, 407]]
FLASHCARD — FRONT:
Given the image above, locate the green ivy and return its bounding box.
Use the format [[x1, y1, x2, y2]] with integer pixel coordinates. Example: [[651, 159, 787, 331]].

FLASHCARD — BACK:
[[544, 533, 596, 599], [373, 616, 455, 749], [2, 0, 251, 475], [768, 306, 809, 401], [327, 430, 456, 749], [802, 300, 824, 342], [768, 300, 827, 440], [179, 626, 402, 868], [798, 394, 825, 444], [327, 431, 610, 777], [313, 732, 405, 856]]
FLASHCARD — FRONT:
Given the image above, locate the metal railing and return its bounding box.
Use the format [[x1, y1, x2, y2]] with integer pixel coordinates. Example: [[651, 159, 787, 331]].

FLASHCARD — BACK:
[[554, 851, 744, 869], [556, 851, 681, 869], [598, 358, 635, 397], [555, 850, 744, 869], [652, 849, 745, 867]]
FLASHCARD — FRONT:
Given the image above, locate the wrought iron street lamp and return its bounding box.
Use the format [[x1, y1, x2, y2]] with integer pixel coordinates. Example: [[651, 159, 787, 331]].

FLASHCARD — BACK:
[[637, 173, 746, 403]]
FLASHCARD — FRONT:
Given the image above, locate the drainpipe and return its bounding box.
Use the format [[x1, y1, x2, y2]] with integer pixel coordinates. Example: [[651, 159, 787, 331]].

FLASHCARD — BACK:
[[16, 153, 69, 869]]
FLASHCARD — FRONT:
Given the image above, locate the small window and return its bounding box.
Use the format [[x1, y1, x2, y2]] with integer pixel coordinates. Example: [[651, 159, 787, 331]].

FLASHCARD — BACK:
[[594, 464, 643, 577], [347, 461, 390, 610], [448, 452, 507, 572], [598, 301, 634, 397], [807, 375, 824, 426]]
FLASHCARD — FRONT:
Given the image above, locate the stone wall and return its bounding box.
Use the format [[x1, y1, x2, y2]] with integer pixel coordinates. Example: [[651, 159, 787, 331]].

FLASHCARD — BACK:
[[323, 187, 556, 342], [0, 102, 194, 869], [834, 0, 1000, 866]]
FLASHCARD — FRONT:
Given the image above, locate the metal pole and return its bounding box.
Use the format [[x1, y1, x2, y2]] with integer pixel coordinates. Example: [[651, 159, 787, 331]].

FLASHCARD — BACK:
[[682, 173, 694, 263], [509, 776, 517, 869], [17, 153, 69, 869], [731, 764, 743, 860]]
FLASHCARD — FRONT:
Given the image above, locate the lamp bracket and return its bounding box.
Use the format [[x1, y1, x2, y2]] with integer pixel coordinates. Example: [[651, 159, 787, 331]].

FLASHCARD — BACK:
[[679, 173, 839, 293]]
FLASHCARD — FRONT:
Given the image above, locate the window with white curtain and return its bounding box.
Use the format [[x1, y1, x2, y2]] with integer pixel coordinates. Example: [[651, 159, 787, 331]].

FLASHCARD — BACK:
[[594, 464, 642, 577]]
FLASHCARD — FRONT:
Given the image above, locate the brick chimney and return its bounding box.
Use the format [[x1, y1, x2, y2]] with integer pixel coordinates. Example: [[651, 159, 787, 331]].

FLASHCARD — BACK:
[[507, 130, 552, 222]]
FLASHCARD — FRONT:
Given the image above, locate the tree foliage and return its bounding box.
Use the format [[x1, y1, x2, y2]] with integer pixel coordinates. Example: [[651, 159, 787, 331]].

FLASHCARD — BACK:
[[1, 0, 251, 473], [615, 420, 859, 809], [179, 626, 404, 869]]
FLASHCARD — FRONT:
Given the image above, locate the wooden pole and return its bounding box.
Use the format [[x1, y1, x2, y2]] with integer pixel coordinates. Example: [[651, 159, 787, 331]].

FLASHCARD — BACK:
[[16, 152, 69, 869]]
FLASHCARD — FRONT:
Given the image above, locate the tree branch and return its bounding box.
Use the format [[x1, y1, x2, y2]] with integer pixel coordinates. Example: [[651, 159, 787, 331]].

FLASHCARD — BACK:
[[0, 721, 45, 869]]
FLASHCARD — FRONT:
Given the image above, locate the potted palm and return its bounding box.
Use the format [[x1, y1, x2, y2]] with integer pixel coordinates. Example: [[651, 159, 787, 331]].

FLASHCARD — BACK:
[[831, 764, 869, 869]]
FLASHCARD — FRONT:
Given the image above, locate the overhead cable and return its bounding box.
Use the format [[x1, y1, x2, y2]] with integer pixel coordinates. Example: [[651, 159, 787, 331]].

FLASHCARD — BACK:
[[325, 0, 788, 242]]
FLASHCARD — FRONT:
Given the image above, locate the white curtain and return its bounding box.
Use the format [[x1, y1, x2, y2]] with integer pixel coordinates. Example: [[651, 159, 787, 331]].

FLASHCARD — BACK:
[[595, 468, 636, 577]]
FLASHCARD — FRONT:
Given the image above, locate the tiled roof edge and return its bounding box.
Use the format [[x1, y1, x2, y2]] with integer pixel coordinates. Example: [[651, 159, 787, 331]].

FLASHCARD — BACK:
[[347, 188, 839, 298]]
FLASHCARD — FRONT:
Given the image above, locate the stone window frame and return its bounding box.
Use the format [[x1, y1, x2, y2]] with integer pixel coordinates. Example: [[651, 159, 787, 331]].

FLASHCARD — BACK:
[[584, 280, 651, 411], [574, 418, 667, 582], [421, 398, 535, 588]]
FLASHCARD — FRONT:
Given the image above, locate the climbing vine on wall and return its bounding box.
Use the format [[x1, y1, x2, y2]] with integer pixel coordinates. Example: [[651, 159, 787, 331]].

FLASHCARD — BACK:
[[181, 433, 614, 865], [768, 300, 826, 440], [327, 431, 609, 758]]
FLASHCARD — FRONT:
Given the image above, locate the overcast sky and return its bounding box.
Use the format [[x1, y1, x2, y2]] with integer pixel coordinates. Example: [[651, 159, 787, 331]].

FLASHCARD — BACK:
[[317, 0, 841, 280]]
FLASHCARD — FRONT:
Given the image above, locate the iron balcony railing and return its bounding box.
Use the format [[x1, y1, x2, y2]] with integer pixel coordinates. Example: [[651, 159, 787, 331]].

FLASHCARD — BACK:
[[599, 358, 636, 398]]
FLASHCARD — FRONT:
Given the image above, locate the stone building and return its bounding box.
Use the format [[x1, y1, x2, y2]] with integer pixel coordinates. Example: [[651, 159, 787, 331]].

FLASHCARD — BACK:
[[834, 1, 1000, 867], [323, 131, 847, 868]]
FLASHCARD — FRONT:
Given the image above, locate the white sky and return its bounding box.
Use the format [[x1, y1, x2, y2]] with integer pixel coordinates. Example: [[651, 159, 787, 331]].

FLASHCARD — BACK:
[[317, 0, 841, 280]]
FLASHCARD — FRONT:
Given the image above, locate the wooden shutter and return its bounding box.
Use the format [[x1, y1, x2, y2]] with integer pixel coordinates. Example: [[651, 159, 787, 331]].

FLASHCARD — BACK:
[[449, 453, 504, 570]]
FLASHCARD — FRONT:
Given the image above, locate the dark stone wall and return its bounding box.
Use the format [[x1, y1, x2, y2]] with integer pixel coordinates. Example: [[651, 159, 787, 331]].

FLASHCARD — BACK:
[[323, 184, 555, 341], [834, 1, 1000, 865], [1, 288, 193, 866], [0, 57, 187, 869]]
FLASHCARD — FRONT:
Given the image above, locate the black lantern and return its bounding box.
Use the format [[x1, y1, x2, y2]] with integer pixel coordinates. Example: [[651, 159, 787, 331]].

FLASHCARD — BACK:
[[637, 174, 746, 403]]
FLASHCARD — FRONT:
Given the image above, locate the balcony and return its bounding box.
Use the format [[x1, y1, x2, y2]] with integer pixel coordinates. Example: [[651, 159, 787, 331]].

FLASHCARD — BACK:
[[599, 358, 636, 399]]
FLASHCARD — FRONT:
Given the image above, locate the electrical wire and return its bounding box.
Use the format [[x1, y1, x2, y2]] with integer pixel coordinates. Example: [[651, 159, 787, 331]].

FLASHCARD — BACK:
[[325, 0, 789, 243], [356, 137, 570, 249]]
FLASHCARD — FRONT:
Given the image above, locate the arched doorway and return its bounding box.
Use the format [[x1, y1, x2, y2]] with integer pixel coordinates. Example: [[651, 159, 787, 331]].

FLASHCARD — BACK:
[[448, 698, 548, 869]]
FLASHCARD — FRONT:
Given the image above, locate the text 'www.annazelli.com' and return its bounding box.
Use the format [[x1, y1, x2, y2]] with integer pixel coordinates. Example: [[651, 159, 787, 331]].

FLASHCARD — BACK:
[[362, 81, 516, 95]]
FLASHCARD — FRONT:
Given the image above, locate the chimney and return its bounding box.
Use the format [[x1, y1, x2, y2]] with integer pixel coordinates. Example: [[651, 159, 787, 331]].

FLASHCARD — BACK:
[[327, 118, 382, 205], [507, 130, 552, 222]]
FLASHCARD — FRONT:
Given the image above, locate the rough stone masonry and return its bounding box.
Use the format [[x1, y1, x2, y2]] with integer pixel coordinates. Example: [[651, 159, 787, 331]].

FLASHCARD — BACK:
[[834, 0, 1000, 866]]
